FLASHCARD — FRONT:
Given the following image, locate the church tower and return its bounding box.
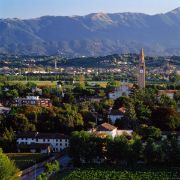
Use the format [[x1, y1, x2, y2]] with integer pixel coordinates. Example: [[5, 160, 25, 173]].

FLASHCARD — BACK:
[[138, 48, 145, 88]]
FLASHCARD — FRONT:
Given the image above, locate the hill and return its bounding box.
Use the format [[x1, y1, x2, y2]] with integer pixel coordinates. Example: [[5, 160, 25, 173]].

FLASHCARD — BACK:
[[1, 8, 180, 56]]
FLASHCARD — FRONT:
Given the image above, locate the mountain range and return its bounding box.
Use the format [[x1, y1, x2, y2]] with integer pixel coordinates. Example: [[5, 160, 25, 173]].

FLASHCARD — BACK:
[[1, 8, 180, 56]]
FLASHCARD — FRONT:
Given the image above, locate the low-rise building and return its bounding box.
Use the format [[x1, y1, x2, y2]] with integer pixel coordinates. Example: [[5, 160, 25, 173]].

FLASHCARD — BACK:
[[108, 107, 126, 124], [16, 132, 69, 153], [17, 143, 53, 154], [14, 96, 52, 107], [0, 103, 11, 114], [108, 84, 132, 100], [89, 122, 133, 139], [158, 90, 177, 99]]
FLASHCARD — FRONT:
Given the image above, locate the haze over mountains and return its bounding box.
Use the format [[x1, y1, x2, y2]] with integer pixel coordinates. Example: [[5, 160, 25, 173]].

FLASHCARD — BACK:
[[0, 8, 180, 56]]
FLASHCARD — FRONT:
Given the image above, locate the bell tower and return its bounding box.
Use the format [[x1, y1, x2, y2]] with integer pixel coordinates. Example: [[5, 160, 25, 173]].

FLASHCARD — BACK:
[[138, 48, 145, 88]]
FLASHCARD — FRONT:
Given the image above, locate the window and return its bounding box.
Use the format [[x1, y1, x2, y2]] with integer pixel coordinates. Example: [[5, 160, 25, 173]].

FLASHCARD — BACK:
[[43, 139, 45, 142], [56, 143, 58, 146], [65, 139, 68, 142], [59, 139, 62, 142], [60, 143, 62, 146], [56, 139, 58, 142], [65, 143, 68, 146]]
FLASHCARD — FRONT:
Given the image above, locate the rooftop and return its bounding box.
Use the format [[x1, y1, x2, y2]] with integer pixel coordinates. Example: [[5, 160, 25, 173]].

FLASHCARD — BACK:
[[17, 132, 69, 139], [96, 123, 117, 131]]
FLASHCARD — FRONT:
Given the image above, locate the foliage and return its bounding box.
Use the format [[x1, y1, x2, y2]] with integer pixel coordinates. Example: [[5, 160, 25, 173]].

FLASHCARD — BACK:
[[0, 149, 20, 180], [62, 166, 180, 180]]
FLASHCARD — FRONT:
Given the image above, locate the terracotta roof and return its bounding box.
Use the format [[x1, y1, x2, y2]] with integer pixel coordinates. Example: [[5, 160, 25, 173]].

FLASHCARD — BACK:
[[17, 132, 69, 139], [96, 123, 117, 131], [158, 90, 177, 94]]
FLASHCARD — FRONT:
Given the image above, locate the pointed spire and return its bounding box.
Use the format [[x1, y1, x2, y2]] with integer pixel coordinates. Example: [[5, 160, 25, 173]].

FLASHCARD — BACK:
[[139, 48, 144, 63]]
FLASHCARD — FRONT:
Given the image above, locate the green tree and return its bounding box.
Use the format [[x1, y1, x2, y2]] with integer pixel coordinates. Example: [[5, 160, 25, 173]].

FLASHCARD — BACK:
[[0, 149, 20, 180]]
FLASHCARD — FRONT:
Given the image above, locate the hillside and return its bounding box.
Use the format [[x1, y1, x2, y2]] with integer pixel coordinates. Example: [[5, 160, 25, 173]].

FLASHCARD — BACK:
[[0, 8, 180, 56]]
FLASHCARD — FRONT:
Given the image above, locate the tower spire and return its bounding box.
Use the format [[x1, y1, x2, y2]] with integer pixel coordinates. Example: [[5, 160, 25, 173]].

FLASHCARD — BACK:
[[138, 48, 146, 88], [139, 48, 144, 63]]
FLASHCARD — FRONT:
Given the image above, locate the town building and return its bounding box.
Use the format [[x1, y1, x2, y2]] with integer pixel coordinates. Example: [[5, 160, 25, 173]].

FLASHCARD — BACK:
[[16, 132, 69, 153], [108, 84, 132, 100], [32, 87, 43, 95], [158, 90, 177, 99], [138, 48, 146, 88], [14, 96, 52, 107], [0, 103, 11, 114], [108, 107, 126, 124], [17, 143, 53, 154], [88, 122, 133, 139]]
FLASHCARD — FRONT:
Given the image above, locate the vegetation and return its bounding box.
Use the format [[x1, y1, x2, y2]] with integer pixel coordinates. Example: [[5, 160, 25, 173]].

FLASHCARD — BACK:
[[37, 160, 60, 180], [59, 166, 180, 180], [7, 153, 50, 170], [69, 131, 180, 166], [0, 149, 20, 180]]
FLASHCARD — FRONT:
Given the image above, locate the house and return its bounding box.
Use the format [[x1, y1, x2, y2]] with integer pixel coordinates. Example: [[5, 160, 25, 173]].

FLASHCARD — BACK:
[[32, 87, 42, 95], [16, 132, 69, 153], [158, 90, 177, 99], [108, 84, 132, 100], [17, 143, 53, 154], [0, 103, 11, 114], [14, 96, 52, 107], [161, 131, 180, 143], [89, 122, 133, 139], [108, 107, 126, 124]]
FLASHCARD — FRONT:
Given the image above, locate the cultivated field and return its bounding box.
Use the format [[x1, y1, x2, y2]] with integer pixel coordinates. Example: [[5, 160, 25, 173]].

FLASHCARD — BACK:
[[7, 153, 50, 170], [52, 166, 180, 180]]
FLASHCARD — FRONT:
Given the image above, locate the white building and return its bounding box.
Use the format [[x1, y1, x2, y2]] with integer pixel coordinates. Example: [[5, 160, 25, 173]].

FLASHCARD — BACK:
[[0, 103, 11, 114], [89, 123, 133, 139], [108, 107, 126, 124], [108, 84, 131, 100], [14, 96, 52, 107], [16, 132, 69, 153]]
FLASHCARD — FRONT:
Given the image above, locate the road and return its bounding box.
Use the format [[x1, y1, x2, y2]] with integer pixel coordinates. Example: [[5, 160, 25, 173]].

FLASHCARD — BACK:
[[20, 155, 71, 180]]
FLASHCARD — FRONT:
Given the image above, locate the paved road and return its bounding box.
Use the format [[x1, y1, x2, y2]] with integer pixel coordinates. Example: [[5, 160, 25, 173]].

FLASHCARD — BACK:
[[20, 155, 71, 180]]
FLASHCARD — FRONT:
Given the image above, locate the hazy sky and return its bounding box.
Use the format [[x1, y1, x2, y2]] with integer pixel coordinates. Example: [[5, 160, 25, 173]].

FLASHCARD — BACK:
[[1, 0, 180, 19]]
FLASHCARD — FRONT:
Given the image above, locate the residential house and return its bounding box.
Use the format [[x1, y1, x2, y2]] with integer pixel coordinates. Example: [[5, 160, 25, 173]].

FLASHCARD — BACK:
[[0, 103, 11, 114], [108, 107, 126, 124], [108, 84, 132, 100], [89, 122, 133, 139]]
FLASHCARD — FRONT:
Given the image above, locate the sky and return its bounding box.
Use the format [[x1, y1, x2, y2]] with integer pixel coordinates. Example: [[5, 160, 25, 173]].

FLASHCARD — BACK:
[[0, 0, 180, 19]]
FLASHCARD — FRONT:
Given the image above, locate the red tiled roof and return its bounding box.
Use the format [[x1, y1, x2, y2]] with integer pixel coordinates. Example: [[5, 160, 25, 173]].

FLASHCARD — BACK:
[[96, 123, 117, 131]]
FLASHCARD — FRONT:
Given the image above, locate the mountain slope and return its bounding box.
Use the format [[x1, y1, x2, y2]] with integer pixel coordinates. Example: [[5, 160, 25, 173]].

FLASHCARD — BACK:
[[0, 8, 180, 56]]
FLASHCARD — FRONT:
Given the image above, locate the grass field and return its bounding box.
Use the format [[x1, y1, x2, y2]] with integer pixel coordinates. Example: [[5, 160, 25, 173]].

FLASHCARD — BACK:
[[7, 153, 50, 170], [7, 80, 108, 88], [7, 81, 57, 87], [51, 166, 180, 180]]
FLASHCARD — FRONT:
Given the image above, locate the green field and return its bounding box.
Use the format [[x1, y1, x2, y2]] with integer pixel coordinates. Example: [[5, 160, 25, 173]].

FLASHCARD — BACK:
[[7, 153, 50, 170], [52, 167, 180, 180], [7, 80, 57, 87], [7, 80, 108, 88]]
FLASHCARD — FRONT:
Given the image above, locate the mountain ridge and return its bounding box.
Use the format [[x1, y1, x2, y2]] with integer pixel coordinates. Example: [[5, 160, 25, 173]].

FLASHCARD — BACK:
[[0, 8, 180, 56]]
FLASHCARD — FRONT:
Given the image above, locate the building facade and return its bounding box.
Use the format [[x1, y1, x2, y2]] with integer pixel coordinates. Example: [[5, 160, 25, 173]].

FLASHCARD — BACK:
[[16, 132, 69, 152], [14, 96, 52, 107], [138, 48, 146, 88]]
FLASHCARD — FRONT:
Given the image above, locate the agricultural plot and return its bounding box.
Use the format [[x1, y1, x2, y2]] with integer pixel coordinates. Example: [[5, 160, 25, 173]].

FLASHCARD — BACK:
[[57, 167, 180, 180], [7, 153, 50, 170]]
